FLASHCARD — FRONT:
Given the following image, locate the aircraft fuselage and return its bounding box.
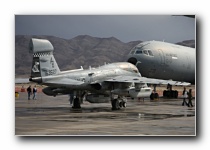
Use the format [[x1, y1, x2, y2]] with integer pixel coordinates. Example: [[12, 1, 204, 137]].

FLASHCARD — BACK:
[[33, 62, 140, 95], [127, 41, 195, 83]]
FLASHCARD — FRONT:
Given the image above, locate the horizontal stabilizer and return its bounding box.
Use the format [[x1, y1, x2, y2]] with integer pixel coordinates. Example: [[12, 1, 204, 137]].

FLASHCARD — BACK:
[[15, 78, 30, 84]]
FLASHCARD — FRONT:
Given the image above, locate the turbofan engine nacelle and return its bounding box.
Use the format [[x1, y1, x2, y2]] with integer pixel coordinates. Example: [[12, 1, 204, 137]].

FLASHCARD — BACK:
[[91, 82, 110, 90], [91, 83, 102, 90]]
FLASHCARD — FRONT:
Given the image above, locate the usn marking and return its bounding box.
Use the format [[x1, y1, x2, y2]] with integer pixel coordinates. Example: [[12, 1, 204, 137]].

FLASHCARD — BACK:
[[45, 69, 57, 76], [50, 57, 55, 68]]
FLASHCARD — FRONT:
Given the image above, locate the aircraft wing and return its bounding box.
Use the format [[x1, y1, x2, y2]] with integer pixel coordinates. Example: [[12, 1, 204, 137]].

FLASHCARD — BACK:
[[44, 78, 84, 86], [15, 78, 31, 84], [105, 76, 191, 86]]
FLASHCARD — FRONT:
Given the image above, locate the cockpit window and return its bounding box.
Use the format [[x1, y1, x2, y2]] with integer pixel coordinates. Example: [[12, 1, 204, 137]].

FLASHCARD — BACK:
[[130, 50, 135, 54], [148, 50, 154, 56], [135, 50, 143, 54], [135, 49, 154, 57], [130, 45, 154, 57], [133, 47, 142, 54], [143, 50, 149, 55]]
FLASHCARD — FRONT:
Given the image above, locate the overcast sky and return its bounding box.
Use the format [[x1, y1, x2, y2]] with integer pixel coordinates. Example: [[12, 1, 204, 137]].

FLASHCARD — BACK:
[[15, 15, 195, 43]]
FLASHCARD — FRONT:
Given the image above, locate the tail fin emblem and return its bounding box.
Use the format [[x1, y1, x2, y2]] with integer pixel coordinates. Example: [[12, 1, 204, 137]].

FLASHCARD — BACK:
[[32, 61, 40, 73]]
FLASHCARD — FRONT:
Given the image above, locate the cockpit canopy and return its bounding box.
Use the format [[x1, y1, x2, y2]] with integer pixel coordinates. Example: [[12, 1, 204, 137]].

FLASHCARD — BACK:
[[118, 63, 139, 74], [130, 47, 154, 56]]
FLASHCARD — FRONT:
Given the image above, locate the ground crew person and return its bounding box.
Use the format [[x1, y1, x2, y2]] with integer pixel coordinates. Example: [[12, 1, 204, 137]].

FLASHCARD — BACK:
[[182, 87, 188, 106], [187, 89, 193, 107], [27, 85, 32, 100], [33, 85, 37, 100]]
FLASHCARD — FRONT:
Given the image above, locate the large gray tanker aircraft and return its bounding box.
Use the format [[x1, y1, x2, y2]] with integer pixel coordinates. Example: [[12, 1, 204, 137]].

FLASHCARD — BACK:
[[28, 38, 190, 110], [127, 40, 195, 98]]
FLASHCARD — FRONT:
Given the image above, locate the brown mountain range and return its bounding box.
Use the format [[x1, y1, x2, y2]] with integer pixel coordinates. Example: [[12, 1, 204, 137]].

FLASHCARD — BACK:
[[15, 35, 195, 77]]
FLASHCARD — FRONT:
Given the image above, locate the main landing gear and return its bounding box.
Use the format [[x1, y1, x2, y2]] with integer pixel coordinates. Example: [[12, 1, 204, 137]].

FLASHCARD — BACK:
[[163, 84, 178, 98], [150, 92, 159, 100], [150, 85, 159, 100], [71, 91, 86, 109], [72, 97, 81, 109], [71, 90, 127, 110], [111, 97, 127, 110], [149, 84, 179, 100]]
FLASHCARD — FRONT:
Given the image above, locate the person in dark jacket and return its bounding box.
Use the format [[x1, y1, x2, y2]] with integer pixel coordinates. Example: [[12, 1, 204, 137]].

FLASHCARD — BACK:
[[27, 85, 32, 100], [187, 89, 193, 107], [182, 87, 188, 106]]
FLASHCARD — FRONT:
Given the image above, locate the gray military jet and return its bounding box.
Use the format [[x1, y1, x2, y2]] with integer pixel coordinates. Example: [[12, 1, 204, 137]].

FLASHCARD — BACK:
[[28, 38, 190, 110]]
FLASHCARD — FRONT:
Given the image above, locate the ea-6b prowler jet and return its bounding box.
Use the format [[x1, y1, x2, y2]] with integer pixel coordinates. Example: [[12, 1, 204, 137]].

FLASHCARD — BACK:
[[28, 38, 190, 110]]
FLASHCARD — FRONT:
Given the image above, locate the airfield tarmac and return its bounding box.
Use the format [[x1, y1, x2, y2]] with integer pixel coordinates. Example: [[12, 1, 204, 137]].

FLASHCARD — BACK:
[[15, 86, 195, 136]]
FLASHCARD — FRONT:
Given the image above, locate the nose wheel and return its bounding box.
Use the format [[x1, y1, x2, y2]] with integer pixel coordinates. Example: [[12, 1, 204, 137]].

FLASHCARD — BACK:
[[111, 98, 127, 110], [150, 92, 159, 100]]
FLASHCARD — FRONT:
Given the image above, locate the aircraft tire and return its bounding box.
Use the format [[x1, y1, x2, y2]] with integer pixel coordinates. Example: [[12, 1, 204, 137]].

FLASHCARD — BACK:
[[167, 91, 169, 97], [150, 93, 154, 100], [111, 99, 120, 110], [72, 98, 81, 109], [175, 90, 178, 98], [163, 90, 178, 98], [154, 93, 159, 99], [163, 90, 166, 97], [173, 91, 176, 98], [119, 101, 123, 108], [122, 102, 126, 108]]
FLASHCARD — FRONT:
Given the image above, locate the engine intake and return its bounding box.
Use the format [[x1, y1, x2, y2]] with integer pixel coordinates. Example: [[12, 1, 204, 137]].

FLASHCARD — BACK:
[[91, 83, 102, 90], [127, 57, 137, 65]]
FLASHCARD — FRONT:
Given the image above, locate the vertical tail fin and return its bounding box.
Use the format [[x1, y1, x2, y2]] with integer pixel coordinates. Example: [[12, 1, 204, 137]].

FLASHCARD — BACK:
[[29, 38, 60, 80]]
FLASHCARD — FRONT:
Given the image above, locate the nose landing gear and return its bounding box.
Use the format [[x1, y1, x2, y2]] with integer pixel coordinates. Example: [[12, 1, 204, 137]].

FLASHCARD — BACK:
[[111, 97, 127, 110], [150, 85, 159, 100]]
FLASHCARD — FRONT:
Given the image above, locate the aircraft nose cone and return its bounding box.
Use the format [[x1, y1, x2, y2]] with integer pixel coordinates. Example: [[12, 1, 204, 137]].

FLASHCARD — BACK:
[[127, 57, 137, 65]]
